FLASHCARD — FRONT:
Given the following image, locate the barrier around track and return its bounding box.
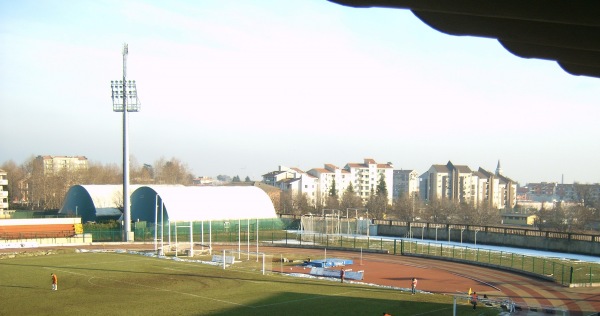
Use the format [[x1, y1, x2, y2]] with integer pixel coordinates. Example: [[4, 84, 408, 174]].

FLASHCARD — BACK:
[[452, 294, 568, 316]]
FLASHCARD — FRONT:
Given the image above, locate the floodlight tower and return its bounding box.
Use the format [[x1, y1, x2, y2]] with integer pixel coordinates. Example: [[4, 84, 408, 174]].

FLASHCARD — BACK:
[[111, 43, 141, 242]]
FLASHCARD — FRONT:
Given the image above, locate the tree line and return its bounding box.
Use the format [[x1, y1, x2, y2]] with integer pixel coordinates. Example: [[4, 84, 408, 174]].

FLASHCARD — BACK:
[[1, 156, 195, 210], [2, 157, 598, 233], [277, 174, 599, 233]]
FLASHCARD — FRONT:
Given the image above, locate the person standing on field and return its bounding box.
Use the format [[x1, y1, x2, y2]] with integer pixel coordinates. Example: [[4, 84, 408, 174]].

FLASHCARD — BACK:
[[340, 268, 345, 283], [411, 277, 417, 294], [471, 292, 478, 310], [51, 273, 58, 291]]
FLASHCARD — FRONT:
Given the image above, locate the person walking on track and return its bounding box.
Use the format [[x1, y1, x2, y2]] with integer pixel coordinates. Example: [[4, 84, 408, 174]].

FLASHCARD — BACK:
[[411, 278, 417, 294]]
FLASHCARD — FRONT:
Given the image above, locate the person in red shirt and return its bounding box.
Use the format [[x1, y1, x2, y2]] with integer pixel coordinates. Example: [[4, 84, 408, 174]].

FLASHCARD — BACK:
[[51, 273, 58, 291], [471, 292, 478, 310], [411, 278, 418, 294]]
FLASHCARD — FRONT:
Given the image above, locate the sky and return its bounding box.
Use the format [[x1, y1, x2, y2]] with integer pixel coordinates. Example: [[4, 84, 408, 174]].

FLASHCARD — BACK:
[[1, 0, 599, 185]]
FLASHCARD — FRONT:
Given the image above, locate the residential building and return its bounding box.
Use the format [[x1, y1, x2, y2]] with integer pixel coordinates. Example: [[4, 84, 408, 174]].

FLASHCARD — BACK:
[[420, 161, 473, 204], [0, 169, 8, 211], [307, 164, 350, 202], [262, 158, 394, 207], [420, 160, 516, 209], [262, 166, 318, 205], [344, 158, 394, 202], [35, 155, 89, 175], [392, 169, 420, 199]]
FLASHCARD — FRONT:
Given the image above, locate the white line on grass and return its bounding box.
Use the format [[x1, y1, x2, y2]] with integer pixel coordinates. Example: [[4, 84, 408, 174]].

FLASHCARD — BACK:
[[43, 266, 252, 308]]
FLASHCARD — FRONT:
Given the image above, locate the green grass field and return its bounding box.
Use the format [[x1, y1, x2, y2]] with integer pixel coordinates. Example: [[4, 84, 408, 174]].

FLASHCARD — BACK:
[[0, 250, 499, 315]]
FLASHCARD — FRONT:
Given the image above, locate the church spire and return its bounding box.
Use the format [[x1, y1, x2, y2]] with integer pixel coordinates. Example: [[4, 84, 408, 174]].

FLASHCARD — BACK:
[[495, 160, 503, 176]]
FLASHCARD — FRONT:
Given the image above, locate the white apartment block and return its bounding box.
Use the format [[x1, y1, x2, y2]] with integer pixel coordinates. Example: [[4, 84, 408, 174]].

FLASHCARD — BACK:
[[35, 155, 89, 175], [262, 166, 318, 204], [307, 164, 350, 199], [392, 169, 420, 199], [0, 169, 8, 211], [263, 159, 394, 206], [420, 160, 516, 209], [343, 158, 394, 202]]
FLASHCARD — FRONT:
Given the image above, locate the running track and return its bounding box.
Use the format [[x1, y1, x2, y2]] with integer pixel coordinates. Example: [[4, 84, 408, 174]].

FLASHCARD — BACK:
[[259, 246, 600, 316]]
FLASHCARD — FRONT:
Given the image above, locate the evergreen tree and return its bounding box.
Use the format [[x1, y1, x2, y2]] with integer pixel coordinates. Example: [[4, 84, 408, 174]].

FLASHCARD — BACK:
[[376, 173, 387, 197], [329, 179, 337, 197]]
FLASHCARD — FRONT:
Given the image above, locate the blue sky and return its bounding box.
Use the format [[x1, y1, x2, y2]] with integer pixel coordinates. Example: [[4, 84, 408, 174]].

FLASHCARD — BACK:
[[1, 0, 599, 184]]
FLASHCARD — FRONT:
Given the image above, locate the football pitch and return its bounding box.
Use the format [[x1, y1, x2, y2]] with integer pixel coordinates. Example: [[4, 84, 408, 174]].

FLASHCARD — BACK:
[[0, 250, 497, 315]]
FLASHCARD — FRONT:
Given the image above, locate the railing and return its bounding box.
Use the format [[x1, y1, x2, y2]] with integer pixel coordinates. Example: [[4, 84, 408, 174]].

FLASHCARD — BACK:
[[370, 219, 600, 243], [401, 240, 600, 287]]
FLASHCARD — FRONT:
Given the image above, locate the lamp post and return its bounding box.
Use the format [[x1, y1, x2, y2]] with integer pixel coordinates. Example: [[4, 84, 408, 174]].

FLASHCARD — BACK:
[[111, 43, 141, 242]]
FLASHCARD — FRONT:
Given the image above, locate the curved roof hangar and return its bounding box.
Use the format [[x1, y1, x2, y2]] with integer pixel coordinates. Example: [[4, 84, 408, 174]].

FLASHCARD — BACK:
[[60, 185, 124, 223], [130, 186, 277, 223]]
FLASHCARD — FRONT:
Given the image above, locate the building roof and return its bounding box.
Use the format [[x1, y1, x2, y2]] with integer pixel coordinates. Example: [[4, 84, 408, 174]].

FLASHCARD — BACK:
[[329, 0, 600, 78], [60, 184, 276, 223], [59, 185, 129, 223], [130, 186, 277, 222]]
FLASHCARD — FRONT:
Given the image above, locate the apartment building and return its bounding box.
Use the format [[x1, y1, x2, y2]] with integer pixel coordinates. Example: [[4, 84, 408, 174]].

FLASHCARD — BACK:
[[35, 155, 89, 175], [307, 164, 350, 199], [343, 158, 394, 202], [420, 160, 516, 209], [262, 158, 394, 206], [0, 169, 8, 211], [420, 161, 474, 203], [392, 169, 420, 199], [262, 166, 318, 204]]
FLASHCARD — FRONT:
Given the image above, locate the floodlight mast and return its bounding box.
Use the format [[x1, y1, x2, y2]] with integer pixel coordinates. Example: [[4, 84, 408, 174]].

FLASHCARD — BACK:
[[111, 43, 140, 242]]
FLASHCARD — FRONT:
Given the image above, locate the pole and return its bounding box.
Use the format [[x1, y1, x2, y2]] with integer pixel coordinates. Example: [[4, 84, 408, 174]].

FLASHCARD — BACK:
[[160, 200, 164, 255], [154, 194, 158, 253], [122, 44, 131, 242], [189, 220, 193, 257]]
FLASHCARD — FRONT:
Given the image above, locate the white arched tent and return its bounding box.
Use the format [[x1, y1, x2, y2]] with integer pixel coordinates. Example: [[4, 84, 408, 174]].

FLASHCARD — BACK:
[[130, 185, 277, 255], [60, 184, 184, 223]]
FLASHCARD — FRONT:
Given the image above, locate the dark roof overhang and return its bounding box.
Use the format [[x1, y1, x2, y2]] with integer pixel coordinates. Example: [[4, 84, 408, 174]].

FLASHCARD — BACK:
[[328, 0, 600, 78]]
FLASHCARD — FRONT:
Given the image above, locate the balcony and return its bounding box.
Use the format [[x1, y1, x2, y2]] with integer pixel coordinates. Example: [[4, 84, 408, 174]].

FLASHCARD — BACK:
[[0, 179, 7, 185], [0, 191, 8, 197]]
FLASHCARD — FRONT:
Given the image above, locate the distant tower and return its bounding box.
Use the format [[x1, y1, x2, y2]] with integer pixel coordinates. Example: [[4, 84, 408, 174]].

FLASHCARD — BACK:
[[495, 160, 503, 176]]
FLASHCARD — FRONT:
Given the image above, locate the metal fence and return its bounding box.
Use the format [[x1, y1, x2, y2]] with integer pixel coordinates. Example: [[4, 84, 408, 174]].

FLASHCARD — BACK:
[[85, 226, 600, 287], [401, 240, 600, 287]]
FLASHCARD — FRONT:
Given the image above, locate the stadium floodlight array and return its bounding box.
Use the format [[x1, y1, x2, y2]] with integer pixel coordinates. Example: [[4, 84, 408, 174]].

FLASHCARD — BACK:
[[110, 43, 141, 242]]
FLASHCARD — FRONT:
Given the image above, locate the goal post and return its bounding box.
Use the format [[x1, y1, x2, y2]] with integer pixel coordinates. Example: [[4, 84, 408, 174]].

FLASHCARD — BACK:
[[221, 249, 273, 275]]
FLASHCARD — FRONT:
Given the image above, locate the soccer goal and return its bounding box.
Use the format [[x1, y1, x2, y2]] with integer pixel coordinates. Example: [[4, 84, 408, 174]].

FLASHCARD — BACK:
[[216, 249, 273, 275]]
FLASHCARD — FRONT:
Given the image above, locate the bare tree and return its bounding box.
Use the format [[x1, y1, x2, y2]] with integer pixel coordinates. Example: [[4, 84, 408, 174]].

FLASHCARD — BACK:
[[154, 157, 193, 185], [340, 183, 363, 213], [392, 193, 421, 221], [423, 199, 452, 224]]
